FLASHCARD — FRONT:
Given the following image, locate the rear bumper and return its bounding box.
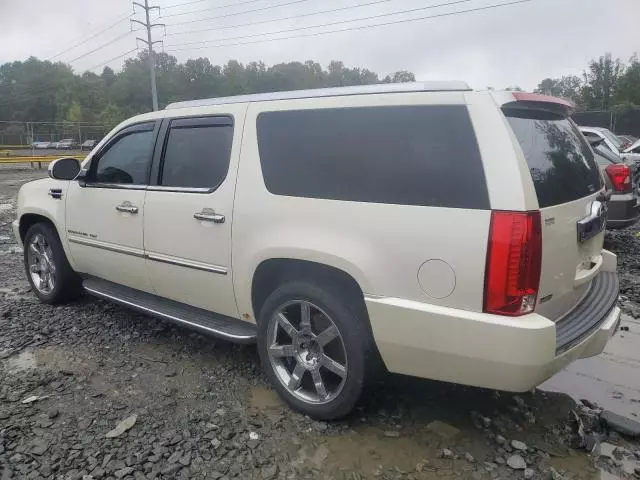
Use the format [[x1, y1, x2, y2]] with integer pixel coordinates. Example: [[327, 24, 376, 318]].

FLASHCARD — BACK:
[[366, 273, 620, 392], [606, 193, 640, 229]]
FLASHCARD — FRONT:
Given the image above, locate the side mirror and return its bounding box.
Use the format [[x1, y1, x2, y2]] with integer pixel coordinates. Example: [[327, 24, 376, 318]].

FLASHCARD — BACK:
[[48, 157, 81, 181]]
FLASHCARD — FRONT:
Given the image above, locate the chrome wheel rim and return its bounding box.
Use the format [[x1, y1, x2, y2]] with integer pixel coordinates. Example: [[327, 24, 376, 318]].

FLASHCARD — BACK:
[[267, 300, 348, 405], [27, 233, 56, 294]]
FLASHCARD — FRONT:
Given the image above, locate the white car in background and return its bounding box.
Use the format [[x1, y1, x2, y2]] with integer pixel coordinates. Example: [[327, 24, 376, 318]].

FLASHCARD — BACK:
[[624, 138, 640, 155], [579, 126, 640, 165]]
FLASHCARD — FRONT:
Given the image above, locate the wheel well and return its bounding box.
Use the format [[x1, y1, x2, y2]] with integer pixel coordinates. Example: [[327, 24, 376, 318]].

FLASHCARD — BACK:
[[19, 214, 55, 242], [251, 259, 365, 321]]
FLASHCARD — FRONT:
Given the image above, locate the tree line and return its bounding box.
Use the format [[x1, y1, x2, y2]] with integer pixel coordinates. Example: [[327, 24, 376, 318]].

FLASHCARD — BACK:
[[0, 52, 414, 131], [0, 51, 638, 135], [534, 53, 640, 111]]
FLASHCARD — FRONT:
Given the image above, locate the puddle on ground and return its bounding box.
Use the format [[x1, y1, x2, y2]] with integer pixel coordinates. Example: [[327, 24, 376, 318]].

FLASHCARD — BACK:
[[250, 386, 283, 410], [5, 350, 37, 373], [541, 313, 640, 419], [322, 427, 434, 475]]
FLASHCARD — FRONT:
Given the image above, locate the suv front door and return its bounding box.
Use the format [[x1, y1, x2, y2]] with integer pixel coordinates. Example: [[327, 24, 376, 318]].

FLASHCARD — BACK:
[[143, 108, 244, 318], [65, 121, 158, 292]]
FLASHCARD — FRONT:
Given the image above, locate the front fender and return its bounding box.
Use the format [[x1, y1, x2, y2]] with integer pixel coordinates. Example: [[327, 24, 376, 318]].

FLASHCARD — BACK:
[[16, 178, 75, 268]]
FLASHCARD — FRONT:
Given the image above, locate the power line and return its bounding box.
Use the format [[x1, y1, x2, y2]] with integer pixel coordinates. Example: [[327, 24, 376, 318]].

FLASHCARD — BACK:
[[66, 31, 137, 64], [161, 0, 209, 8], [86, 48, 140, 72], [165, 0, 532, 51], [166, 0, 474, 48], [165, 0, 399, 37], [162, 0, 262, 13], [162, 0, 312, 25], [45, 11, 133, 61]]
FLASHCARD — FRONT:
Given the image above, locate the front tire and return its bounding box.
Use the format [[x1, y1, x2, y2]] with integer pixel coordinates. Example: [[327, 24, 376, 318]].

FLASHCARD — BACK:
[[23, 223, 81, 304], [257, 280, 371, 420]]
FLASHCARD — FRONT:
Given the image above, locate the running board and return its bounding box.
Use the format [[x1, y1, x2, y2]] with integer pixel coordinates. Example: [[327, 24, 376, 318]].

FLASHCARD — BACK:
[[83, 277, 257, 343]]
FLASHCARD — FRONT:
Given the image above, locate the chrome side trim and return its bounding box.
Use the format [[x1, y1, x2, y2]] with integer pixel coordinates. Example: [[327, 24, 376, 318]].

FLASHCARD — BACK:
[[68, 237, 227, 274], [84, 286, 254, 341], [146, 252, 227, 275], [84, 183, 147, 190], [147, 185, 213, 194], [68, 236, 145, 258]]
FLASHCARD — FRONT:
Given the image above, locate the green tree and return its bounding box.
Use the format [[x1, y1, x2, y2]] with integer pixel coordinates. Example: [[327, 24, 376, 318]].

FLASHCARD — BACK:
[[615, 55, 640, 105], [581, 53, 625, 110], [383, 71, 416, 83], [534, 75, 582, 104], [66, 100, 82, 122], [0, 54, 417, 123]]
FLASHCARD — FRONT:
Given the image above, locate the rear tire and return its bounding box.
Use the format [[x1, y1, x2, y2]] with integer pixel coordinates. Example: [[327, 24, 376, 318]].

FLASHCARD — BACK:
[[257, 280, 373, 420], [23, 223, 82, 304]]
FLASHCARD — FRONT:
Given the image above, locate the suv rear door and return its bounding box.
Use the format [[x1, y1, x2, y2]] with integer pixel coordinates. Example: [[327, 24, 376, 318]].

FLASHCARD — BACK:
[[501, 95, 606, 321], [142, 105, 246, 319]]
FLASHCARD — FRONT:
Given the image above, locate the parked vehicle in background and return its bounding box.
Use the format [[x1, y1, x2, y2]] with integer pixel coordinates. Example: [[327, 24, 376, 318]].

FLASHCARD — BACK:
[[12, 84, 621, 420], [589, 137, 640, 229], [618, 135, 638, 150], [32, 141, 52, 149], [81, 139, 96, 151], [580, 126, 640, 165], [57, 139, 76, 150], [624, 138, 640, 155]]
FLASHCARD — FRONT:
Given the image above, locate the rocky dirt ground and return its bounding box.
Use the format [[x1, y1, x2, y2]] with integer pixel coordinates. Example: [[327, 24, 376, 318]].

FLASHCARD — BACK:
[[0, 167, 639, 480]]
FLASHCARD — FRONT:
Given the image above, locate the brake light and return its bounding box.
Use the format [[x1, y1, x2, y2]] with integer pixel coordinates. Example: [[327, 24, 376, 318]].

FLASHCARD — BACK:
[[484, 211, 542, 316], [605, 163, 631, 192]]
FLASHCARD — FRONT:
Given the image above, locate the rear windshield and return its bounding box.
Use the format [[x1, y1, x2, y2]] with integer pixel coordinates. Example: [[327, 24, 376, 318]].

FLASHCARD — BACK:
[[504, 108, 602, 208], [599, 128, 623, 151]]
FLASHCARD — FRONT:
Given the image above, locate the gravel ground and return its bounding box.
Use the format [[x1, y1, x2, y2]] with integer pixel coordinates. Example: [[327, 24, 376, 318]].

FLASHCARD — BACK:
[[1, 167, 639, 480]]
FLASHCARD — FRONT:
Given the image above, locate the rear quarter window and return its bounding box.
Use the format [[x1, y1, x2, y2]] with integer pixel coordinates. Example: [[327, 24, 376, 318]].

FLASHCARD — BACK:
[[256, 105, 488, 209], [504, 109, 602, 208]]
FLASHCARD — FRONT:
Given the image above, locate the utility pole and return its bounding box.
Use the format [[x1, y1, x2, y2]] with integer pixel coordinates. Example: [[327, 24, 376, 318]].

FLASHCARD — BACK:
[[132, 0, 164, 111]]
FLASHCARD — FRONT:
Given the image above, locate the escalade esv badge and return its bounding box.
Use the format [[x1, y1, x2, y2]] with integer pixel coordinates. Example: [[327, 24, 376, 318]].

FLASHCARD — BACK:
[[577, 200, 607, 243]]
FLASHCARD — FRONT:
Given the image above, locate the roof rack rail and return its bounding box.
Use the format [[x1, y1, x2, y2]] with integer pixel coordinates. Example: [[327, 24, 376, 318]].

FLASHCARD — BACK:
[[165, 81, 471, 110]]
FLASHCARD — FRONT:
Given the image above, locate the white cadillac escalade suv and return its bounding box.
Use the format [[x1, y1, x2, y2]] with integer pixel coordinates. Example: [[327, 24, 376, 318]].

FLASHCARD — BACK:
[[13, 83, 621, 420]]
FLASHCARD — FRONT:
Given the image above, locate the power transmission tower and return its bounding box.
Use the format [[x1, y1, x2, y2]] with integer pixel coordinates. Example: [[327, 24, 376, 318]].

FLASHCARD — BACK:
[[132, 0, 164, 111]]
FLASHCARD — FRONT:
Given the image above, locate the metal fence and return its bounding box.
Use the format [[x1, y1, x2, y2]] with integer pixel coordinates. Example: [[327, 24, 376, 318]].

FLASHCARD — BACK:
[[0, 121, 112, 147], [573, 110, 640, 137]]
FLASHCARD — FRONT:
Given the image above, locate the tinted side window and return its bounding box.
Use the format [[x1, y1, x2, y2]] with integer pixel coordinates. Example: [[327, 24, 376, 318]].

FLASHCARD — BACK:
[[256, 105, 488, 209], [160, 118, 233, 189], [505, 109, 602, 208], [93, 128, 154, 184]]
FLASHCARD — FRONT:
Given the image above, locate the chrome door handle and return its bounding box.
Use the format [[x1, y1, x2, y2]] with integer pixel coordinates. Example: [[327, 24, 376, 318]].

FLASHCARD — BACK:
[[194, 209, 225, 224], [115, 203, 139, 214]]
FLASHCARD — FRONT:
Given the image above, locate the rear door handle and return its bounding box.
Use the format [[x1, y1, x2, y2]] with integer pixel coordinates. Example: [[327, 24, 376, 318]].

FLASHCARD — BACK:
[[115, 202, 139, 214], [194, 209, 225, 224]]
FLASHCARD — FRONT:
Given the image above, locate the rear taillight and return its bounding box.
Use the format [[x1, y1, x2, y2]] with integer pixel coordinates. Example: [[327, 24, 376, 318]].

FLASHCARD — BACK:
[[484, 211, 542, 316], [605, 163, 631, 192]]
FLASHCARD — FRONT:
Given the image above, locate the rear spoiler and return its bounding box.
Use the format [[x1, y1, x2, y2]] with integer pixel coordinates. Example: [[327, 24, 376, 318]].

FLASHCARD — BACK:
[[500, 92, 575, 118]]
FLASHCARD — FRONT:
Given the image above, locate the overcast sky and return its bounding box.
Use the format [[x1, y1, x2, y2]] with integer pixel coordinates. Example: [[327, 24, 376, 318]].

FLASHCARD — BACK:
[[2, 0, 638, 90]]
